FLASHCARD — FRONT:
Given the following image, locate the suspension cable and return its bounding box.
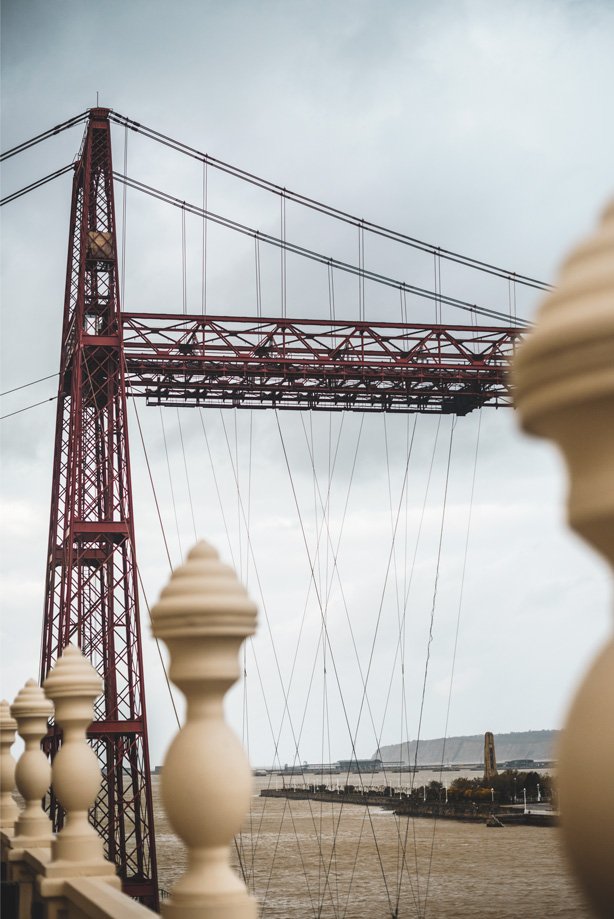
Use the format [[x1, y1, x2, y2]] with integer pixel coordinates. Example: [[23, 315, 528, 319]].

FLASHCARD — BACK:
[[297, 413, 421, 917], [439, 412, 481, 772], [379, 414, 423, 916], [0, 111, 89, 161], [0, 372, 58, 397], [271, 417, 364, 908], [181, 205, 187, 314], [214, 410, 329, 912], [423, 410, 482, 911], [0, 395, 58, 420], [120, 125, 128, 307], [239, 410, 255, 883], [280, 192, 287, 318], [406, 417, 455, 919], [275, 411, 397, 918], [113, 171, 529, 327], [176, 409, 198, 543], [254, 235, 262, 316], [298, 414, 397, 780], [160, 408, 183, 560], [135, 401, 249, 883], [414, 419, 456, 766], [202, 160, 208, 314], [135, 565, 181, 729], [393, 417, 442, 915], [0, 164, 74, 207], [109, 109, 552, 293], [132, 401, 173, 569]]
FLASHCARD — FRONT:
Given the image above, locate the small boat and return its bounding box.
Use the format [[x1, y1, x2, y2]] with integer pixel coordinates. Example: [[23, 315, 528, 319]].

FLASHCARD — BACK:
[[486, 815, 505, 828]]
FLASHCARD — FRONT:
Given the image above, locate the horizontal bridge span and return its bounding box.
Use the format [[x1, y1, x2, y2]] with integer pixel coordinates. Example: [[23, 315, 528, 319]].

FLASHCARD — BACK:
[[120, 313, 525, 415]]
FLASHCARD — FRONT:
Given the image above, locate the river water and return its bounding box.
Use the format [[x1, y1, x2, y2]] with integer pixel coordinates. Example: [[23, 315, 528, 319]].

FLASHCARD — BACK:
[[152, 772, 591, 918]]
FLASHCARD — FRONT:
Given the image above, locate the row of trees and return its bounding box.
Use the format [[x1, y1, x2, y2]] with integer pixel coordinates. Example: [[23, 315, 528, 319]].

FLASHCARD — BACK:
[[284, 770, 555, 807], [412, 770, 555, 805]]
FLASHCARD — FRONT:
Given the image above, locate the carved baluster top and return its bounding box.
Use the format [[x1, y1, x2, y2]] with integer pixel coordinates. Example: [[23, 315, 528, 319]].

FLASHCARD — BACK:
[[11, 680, 53, 846], [151, 540, 258, 640], [42, 645, 117, 880], [150, 541, 258, 918], [0, 699, 19, 833], [513, 198, 614, 564]]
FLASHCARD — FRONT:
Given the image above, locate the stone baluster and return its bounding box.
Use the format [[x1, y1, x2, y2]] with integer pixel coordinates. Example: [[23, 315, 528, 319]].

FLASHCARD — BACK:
[[0, 699, 19, 832], [151, 541, 258, 918], [513, 198, 614, 917], [41, 644, 117, 880], [10, 680, 54, 846]]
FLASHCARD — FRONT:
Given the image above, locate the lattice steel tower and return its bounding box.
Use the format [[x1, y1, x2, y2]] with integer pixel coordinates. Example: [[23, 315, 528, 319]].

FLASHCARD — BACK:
[[40, 108, 158, 908]]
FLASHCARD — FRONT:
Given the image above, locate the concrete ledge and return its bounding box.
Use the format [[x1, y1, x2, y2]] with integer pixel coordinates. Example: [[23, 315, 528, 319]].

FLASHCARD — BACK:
[[64, 877, 151, 918]]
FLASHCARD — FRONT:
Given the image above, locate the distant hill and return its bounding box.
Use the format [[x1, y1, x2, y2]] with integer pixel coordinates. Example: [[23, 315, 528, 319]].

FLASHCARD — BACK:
[[375, 730, 559, 765]]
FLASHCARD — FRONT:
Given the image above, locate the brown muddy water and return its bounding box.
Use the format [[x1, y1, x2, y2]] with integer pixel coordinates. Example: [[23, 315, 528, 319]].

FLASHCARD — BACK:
[[153, 772, 591, 918]]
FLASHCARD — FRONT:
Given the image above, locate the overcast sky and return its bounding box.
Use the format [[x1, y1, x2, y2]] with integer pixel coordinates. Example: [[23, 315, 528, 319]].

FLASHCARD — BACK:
[[1, 0, 613, 769]]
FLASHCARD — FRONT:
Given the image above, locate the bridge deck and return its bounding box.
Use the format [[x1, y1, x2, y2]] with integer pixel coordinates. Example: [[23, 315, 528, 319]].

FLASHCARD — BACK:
[[119, 313, 523, 414]]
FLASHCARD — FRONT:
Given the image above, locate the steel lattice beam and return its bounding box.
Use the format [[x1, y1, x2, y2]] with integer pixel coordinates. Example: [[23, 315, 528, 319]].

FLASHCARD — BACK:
[[41, 109, 158, 909], [121, 313, 523, 414]]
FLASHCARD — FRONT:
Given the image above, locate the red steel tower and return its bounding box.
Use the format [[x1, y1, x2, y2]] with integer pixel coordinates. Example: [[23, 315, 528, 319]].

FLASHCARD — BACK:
[[33, 104, 526, 912], [40, 108, 158, 908]]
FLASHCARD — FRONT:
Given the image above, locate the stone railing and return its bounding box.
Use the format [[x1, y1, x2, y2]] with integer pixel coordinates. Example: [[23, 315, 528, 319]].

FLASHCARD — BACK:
[[1, 541, 258, 918], [513, 198, 614, 918]]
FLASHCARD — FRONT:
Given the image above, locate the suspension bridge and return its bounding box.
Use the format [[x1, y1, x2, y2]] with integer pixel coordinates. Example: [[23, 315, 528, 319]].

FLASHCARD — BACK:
[[0, 107, 549, 917]]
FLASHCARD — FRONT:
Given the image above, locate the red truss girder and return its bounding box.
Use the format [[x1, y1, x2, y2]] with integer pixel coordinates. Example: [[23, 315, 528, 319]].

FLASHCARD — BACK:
[[41, 109, 158, 909], [121, 314, 524, 414]]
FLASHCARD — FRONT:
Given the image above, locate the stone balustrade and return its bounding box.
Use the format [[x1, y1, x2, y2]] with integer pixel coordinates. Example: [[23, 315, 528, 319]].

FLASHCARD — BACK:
[[1, 540, 259, 918]]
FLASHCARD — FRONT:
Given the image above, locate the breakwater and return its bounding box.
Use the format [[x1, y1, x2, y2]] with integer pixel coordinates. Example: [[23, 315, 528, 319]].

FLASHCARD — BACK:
[[394, 800, 557, 826], [260, 787, 558, 826], [261, 785, 399, 810]]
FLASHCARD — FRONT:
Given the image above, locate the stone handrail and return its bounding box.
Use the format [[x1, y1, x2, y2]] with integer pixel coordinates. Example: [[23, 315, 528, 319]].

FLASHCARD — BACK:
[[1, 541, 259, 918], [513, 197, 614, 917]]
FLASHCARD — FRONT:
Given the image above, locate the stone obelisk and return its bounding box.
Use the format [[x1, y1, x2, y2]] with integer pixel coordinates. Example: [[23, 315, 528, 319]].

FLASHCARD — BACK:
[[484, 731, 498, 782]]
